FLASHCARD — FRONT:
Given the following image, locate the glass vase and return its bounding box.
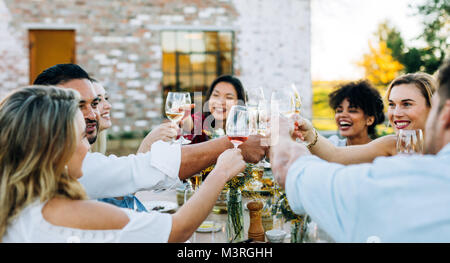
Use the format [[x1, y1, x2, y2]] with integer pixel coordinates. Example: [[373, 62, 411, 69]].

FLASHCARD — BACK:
[[226, 188, 245, 243], [290, 215, 308, 243]]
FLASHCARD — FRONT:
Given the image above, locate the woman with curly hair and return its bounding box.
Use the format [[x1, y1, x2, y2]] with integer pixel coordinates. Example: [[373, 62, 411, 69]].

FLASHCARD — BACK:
[[327, 80, 385, 146], [293, 72, 436, 165]]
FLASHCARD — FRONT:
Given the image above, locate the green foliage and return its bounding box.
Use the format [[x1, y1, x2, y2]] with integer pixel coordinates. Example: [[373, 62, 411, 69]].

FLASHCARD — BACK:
[[119, 131, 139, 139], [225, 164, 253, 190], [377, 1, 449, 74]]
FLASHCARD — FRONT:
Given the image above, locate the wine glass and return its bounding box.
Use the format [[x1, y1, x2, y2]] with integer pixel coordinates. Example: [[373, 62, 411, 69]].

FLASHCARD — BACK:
[[271, 87, 296, 118], [257, 99, 271, 167], [178, 92, 192, 145], [247, 86, 265, 135], [396, 129, 424, 155], [226, 105, 250, 149], [165, 92, 186, 144], [290, 83, 302, 115]]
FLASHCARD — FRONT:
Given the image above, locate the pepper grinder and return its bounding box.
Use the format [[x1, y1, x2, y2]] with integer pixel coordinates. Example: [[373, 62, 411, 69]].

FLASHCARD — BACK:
[[247, 200, 265, 242]]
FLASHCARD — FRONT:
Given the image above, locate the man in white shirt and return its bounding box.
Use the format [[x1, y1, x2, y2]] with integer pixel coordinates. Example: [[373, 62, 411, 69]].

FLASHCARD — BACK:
[[33, 64, 267, 199], [270, 60, 450, 242]]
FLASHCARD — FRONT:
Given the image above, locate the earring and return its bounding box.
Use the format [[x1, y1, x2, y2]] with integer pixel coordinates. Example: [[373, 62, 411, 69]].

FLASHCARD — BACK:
[[64, 165, 69, 174]]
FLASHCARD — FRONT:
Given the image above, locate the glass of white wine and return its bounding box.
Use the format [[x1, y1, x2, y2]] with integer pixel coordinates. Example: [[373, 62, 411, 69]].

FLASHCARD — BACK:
[[165, 92, 186, 144], [271, 87, 296, 118]]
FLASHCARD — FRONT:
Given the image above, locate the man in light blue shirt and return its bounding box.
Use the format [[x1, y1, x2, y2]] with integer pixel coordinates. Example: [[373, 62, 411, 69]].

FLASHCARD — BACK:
[[271, 60, 450, 242]]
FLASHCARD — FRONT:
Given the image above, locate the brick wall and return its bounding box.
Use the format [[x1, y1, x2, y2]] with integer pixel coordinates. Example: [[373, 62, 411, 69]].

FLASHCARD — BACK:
[[0, 0, 311, 134]]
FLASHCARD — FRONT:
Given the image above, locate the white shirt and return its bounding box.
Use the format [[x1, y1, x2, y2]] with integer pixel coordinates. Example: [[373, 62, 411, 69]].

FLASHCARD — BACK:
[[79, 141, 182, 199], [2, 201, 172, 243], [327, 135, 347, 147], [286, 143, 450, 242]]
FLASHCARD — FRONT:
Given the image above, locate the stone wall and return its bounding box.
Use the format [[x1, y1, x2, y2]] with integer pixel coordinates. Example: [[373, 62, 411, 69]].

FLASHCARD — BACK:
[[0, 0, 311, 134]]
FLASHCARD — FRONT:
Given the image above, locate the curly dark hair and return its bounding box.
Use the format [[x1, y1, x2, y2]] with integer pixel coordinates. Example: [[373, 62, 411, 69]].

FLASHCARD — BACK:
[[329, 80, 385, 137]]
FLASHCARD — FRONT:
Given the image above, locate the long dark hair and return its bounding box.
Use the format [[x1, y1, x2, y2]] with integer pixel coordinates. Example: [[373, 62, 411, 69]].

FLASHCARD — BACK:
[[203, 75, 246, 126]]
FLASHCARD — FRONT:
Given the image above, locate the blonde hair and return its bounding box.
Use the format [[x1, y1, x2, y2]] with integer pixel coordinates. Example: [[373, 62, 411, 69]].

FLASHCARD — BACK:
[[0, 86, 87, 241], [386, 72, 437, 107], [90, 129, 108, 154]]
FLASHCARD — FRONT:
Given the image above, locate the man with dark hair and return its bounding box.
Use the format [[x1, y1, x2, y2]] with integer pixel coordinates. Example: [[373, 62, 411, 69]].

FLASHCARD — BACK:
[[34, 64, 99, 144], [34, 63, 267, 199], [271, 59, 450, 242]]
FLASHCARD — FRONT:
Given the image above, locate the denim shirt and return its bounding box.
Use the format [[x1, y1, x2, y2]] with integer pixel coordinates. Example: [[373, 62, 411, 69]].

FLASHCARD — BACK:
[[98, 195, 148, 212]]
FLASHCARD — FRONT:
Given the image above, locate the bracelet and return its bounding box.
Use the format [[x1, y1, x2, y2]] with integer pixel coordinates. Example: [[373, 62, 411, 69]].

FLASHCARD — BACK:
[[307, 129, 318, 150]]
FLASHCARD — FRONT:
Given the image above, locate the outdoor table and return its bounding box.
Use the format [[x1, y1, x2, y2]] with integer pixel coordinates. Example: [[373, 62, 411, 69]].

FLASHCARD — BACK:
[[136, 189, 292, 243]]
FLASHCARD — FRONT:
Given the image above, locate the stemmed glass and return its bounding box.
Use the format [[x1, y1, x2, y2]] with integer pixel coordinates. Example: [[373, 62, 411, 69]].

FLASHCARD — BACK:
[[165, 92, 186, 144], [177, 92, 192, 145], [226, 105, 250, 149], [271, 88, 295, 118], [247, 86, 265, 135], [396, 129, 424, 155], [290, 83, 302, 115], [257, 99, 271, 167]]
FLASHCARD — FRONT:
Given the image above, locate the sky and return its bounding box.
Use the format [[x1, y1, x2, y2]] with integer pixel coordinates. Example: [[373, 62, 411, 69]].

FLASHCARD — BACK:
[[311, 0, 426, 81]]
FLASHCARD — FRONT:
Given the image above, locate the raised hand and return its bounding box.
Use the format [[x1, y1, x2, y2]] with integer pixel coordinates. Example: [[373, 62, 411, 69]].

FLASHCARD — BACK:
[[137, 122, 179, 153], [215, 148, 246, 181], [239, 134, 268, 163]]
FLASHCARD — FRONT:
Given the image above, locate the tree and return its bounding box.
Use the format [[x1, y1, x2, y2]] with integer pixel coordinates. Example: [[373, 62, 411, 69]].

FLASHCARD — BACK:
[[358, 40, 404, 86], [411, 0, 449, 73], [361, 1, 449, 77]]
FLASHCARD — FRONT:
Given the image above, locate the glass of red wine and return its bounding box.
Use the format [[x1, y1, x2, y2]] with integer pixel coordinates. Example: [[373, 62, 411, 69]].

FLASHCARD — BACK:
[[226, 105, 250, 149]]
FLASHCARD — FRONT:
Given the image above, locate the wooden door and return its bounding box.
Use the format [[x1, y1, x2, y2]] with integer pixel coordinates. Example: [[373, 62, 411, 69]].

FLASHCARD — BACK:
[[29, 30, 76, 84]]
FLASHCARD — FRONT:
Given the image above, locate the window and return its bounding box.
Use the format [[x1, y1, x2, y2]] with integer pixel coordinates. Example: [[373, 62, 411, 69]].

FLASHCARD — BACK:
[[161, 30, 234, 100]]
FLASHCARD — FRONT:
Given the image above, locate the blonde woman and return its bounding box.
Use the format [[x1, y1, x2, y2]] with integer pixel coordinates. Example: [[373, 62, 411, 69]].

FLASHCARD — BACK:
[[1, 86, 246, 242], [293, 72, 437, 164]]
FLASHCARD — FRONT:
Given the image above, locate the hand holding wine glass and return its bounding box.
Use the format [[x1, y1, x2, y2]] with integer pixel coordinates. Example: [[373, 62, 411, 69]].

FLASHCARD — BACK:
[[226, 105, 250, 149], [215, 148, 247, 181]]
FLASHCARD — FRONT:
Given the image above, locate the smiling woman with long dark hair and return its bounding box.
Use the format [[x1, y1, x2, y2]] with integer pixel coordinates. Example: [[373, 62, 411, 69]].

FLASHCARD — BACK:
[[182, 74, 247, 144]]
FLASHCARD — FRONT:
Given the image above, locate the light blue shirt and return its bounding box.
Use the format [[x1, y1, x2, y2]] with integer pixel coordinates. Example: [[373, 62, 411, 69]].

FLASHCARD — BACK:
[[285, 143, 450, 242]]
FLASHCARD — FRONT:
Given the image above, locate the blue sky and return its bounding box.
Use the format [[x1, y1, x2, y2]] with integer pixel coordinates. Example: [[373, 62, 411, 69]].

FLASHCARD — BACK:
[[311, 0, 426, 81]]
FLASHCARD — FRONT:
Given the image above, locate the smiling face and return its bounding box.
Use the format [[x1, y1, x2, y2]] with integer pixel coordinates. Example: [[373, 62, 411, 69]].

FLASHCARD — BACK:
[[388, 83, 430, 132], [93, 82, 112, 132], [335, 98, 374, 139], [66, 110, 90, 179], [60, 79, 100, 144], [208, 82, 238, 122]]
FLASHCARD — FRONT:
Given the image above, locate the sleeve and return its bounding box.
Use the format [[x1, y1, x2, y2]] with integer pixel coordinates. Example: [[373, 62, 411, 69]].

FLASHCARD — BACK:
[[117, 209, 172, 243], [79, 141, 181, 199], [285, 155, 372, 242]]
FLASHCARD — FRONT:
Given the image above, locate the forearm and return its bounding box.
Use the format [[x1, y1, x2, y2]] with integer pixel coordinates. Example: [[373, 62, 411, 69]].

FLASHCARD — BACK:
[[309, 134, 395, 165], [308, 133, 341, 162], [169, 169, 228, 242], [178, 136, 232, 180]]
